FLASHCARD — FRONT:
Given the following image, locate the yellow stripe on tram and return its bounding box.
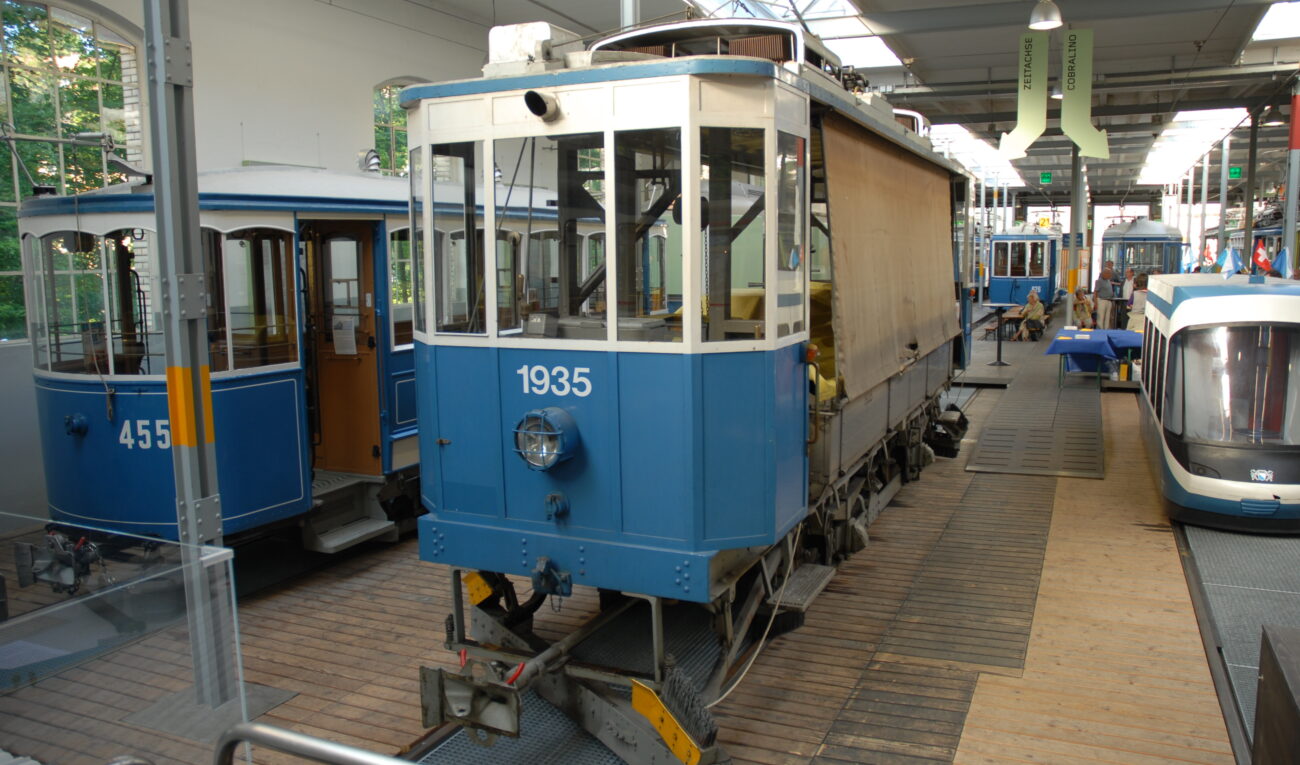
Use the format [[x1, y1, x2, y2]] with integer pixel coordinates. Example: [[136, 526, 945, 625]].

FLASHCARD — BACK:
[[166, 365, 216, 448]]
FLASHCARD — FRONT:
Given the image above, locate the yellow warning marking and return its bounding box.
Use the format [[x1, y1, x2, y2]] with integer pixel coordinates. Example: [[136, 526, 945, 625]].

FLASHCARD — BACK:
[[199, 365, 215, 444], [166, 366, 197, 448], [630, 679, 701, 765], [464, 571, 494, 606], [166, 365, 216, 447]]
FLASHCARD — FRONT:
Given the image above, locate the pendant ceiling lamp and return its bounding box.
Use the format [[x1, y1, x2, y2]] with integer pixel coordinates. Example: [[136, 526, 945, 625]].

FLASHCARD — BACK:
[[1028, 0, 1063, 30]]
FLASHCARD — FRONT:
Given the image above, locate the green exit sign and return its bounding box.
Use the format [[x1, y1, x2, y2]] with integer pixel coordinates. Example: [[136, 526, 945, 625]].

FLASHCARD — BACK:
[[1040, 171, 1053, 184], [1229, 166, 1242, 179]]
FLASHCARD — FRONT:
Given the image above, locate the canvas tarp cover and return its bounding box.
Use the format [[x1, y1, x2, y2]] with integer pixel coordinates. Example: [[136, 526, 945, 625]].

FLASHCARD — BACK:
[[822, 112, 957, 400]]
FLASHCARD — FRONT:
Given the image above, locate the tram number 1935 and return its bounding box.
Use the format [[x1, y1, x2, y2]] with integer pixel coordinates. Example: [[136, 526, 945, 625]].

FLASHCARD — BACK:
[[119, 419, 172, 450], [515, 365, 592, 397]]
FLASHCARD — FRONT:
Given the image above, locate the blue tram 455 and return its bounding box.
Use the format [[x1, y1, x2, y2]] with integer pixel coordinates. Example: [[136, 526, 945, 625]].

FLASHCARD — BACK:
[[404, 19, 971, 761], [19, 167, 422, 557]]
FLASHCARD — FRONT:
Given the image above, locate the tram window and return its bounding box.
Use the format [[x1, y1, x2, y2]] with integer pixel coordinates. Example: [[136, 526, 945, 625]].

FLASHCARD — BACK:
[[202, 228, 231, 373], [1164, 334, 1183, 435], [1008, 242, 1027, 277], [410, 147, 425, 335], [226, 228, 296, 369], [810, 204, 831, 282], [1027, 241, 1046, 277], [583, 232, 607, 314], [992, 242, 1009, 276], [775, 131, 805, 337], [493, 134, 605, 338], [701, 126, 765, 342], [390, 228, 413, 347], [615, 127, 681, 342], [433, 141, 485, 334], [1154, 333, 1166, 419], [34, 231, 109, 374], [103, 230, 161, 375], [1181, 325, 1300, 445]]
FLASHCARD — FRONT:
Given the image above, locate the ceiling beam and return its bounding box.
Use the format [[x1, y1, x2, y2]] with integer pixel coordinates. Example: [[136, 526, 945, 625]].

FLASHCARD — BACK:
[[888, 62, 1297, 100], [928, 95, 1288, 125], [854, 0, 1270, 36]]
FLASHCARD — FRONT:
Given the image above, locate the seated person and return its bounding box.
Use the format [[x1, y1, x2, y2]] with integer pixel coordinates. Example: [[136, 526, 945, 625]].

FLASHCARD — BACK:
[[1011, 290, 1046, 341], [1126, 273, 1149, 332], [1071, 286, 1094, 328]]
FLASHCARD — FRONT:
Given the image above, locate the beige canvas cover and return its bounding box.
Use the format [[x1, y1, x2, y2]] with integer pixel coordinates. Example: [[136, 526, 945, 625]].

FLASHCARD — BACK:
[[822, 112, 957, 400]]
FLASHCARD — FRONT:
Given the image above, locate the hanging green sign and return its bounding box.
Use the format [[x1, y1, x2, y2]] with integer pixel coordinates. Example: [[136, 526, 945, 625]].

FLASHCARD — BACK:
[[1229, 166, 1242, 179], [1039, 171, 1052, 184]]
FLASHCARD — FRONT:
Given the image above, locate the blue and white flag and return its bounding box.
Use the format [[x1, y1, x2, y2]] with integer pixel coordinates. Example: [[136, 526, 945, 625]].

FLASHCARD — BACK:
[[1180, 243, 1198, 273], [1222, 246, 1243, 279], [1279, 247, 1293, 279]]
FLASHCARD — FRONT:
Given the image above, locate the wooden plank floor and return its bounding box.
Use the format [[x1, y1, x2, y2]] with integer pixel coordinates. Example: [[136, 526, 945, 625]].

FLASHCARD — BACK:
[[0, 384, 1233, 765], [954, 393, 1233, 765]]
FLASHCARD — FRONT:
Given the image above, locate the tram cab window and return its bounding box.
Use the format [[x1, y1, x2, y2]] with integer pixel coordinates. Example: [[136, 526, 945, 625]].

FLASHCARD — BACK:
[[409, 148, 425, 335], [992, 242, 1008, 276], [1007, 242, 1027, 277], [221, 228, 297, 369], [493, 133, 605, 339], [1027, 241, 1046, 277], [433, 141, 485, 334], [390, 228, 413, 347], [1179, 325, 1299, 445], [615, 127, 681, 342], [775, 131, 805, 337], [583, 232, 607, 313], [701, 126, 765, 341], [29, 228, 171, 376]]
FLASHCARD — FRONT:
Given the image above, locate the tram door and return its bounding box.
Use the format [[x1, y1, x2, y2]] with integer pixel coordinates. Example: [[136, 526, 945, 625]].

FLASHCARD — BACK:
[[303, 220, 382, 475]]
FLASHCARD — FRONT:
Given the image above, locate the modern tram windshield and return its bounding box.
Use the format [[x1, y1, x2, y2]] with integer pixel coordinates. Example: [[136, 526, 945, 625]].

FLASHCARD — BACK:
[[1172, 324, 1299, 446]]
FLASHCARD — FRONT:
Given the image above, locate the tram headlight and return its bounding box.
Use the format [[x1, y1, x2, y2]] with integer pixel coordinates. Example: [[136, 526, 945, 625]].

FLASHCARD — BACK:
[[512, 407, 579, 471]]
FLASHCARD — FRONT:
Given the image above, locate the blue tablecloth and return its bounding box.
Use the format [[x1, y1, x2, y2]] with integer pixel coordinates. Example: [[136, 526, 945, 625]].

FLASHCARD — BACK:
[[1044, 329, 1131, 373]]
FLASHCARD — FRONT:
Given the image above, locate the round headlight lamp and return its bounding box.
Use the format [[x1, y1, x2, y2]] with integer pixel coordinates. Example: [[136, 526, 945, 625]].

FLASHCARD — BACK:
[[512, 407, 579, 471]]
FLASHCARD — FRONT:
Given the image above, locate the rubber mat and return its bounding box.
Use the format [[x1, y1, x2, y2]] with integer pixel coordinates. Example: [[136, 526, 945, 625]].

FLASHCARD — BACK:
[[965, 347, 1104, 479], [1182, 525, 1300, 740]]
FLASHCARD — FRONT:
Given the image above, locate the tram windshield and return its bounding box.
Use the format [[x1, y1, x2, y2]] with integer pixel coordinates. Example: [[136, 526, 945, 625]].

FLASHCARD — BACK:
[[1174, 324, 1299, 446]]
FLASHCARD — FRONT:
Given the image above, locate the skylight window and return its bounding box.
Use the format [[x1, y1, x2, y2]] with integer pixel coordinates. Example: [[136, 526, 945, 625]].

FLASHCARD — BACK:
[[931, 124, 1025, 187], [1252, 1, 1300, 41], [1137, 108, 1246, 186], [823, 36, 902, 68]]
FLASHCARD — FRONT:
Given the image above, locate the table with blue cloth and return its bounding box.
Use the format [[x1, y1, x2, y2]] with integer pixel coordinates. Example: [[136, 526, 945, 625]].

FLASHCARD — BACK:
[[1044, 328, 1142, 385]]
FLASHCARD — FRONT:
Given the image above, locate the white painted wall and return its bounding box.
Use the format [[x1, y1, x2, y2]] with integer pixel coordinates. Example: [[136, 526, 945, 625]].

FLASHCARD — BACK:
[[90, 0, 488, 171], [0, 0, 491, 520]]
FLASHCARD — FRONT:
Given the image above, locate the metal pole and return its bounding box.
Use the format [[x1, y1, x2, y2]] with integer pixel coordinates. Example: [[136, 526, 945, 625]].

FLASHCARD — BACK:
[[978, 175, 986, 302], [144, 0, 234, 707], [1286, 80, 1300, 277], [1185, 167, 1195, 254], [1218, 135, 1231, 254], [620, 0, 639, 28], [1067, 144, 1084, 322], [1245, 109, 1259, 273], [1199, 152, 1209, 270]]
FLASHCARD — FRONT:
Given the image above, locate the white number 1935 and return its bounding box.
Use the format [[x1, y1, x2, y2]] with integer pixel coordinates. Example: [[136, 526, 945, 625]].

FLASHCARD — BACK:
[[516, 365, 592, 397]]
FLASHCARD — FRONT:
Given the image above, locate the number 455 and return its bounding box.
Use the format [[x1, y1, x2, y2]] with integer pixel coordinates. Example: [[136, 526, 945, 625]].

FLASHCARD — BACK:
[[119, 419, 172, 450]]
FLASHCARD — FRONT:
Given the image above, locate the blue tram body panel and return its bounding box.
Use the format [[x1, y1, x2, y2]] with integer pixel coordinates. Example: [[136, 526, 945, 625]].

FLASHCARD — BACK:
[[36, 370, 310, 539], [416, 341, 808, 602]]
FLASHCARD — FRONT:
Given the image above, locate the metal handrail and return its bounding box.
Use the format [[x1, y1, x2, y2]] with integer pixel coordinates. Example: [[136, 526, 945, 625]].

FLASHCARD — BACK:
[[213, 722, 409, 765]]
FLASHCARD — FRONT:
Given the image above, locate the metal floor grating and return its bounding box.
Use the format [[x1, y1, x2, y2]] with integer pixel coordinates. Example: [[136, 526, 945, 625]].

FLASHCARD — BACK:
[[1182, 525, 1300, 741], [419, 689, 621, 765], [965, 347, 1104, 479]]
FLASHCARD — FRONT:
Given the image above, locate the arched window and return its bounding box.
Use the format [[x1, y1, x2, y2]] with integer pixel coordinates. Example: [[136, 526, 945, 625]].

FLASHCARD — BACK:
[[2, 1, 140, 343], [374, 78, 420, 177]]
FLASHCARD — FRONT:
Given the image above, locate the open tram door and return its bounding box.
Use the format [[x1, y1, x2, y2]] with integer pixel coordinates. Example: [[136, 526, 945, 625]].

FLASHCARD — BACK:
[[298, 219, 397, 552]]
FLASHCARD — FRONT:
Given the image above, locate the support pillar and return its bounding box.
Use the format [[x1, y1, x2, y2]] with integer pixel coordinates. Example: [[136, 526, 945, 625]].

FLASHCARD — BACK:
[[1218, 135, 1231, 255], [1285, 80, 1300, 277], [1246, 109, 1259, 273]]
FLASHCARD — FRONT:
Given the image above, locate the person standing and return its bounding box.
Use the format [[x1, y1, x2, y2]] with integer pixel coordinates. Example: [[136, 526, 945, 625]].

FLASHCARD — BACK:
[[1119, 267, 1135, 327], [1093, 267, 1115, 329]]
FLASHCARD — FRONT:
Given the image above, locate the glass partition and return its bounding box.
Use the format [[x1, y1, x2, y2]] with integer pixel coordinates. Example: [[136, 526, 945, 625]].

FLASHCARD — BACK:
[[390, 228, 413, 347], [432, 141, 484, 334], [0, 511, 248, 764], [615, 127, 681, 342], [775, 131, 805, 337], [701, 127, 765, 341], [410, 147, 425, 336], [224, 228, 296, 369]]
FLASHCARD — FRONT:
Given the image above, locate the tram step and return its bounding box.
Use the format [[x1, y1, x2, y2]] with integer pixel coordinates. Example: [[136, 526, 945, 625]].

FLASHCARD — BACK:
[[305, 517, 396, 554], [769, 563, 836, 612]]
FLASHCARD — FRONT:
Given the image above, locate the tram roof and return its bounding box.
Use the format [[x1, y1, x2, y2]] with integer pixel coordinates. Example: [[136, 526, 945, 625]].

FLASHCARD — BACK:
[[19, 166, 411, 218], [1147, 273, 1300, 318]]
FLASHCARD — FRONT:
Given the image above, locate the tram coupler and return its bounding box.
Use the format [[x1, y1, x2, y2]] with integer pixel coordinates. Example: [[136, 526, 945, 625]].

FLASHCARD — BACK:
[[420, 663, 522, 738]]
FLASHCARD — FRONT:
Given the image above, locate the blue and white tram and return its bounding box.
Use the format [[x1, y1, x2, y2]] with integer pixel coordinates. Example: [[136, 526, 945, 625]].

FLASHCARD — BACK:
[[985, 222, 1061, 306], [19, 166, 424, 551], [403, 19, 967, 752], [1101, 217, 1183, 275], [1139, 274, 1300, 532]]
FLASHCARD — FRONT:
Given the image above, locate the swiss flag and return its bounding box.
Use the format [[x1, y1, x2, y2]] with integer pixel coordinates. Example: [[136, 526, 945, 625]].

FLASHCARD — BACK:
[[1253, 239, 1272, 272]]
